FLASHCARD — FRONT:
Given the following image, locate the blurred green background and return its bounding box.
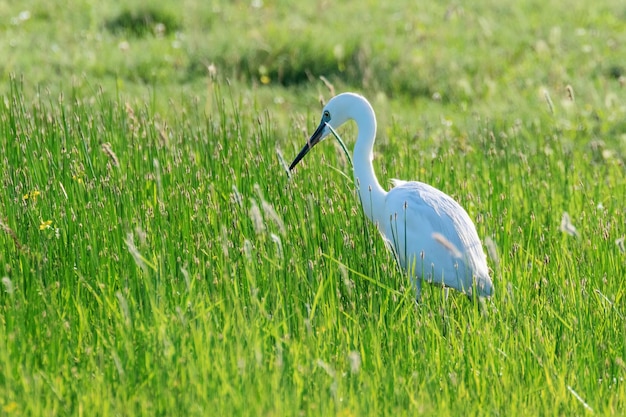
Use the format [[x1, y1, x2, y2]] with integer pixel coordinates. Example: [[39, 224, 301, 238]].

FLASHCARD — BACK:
[[2, 0, 625, 134]]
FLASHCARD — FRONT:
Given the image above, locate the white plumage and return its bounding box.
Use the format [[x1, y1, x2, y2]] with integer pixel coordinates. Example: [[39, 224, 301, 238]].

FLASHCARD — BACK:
[[289, 93, 493, 299]]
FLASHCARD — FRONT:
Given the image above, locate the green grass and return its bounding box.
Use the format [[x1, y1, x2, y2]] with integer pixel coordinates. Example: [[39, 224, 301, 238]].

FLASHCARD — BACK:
[[1, 0, 626, 415]]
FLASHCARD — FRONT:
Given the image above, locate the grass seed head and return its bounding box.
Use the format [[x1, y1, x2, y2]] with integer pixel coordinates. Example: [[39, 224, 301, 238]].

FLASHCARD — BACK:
[[560, 212, 579, 237], [566, 84, 575, 102], [101, 142, 119, 167], [432, 232, 463, 259], [231, 185, 243, 208], [243, 239, 253, 261], [0, 219, 26, 251], [1, 277, 14, 295], [543, 89, 554, 114], [248, 198, 265, 235], [348, 351, 362, 374], [270, 233, 283, 259], [262, 200, 286, 235]]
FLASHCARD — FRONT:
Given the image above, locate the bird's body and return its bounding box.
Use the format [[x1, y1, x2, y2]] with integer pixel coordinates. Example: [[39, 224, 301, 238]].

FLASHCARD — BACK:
[[289, 93, 493, 299], [379, 179, 492, 298]]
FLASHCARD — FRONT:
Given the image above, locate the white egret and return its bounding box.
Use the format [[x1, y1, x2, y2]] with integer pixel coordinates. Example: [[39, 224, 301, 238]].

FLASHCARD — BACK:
[[289, 93, 493, 299]]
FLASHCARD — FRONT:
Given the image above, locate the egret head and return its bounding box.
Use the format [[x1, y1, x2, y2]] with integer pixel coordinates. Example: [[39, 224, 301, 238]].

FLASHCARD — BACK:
[[288, 94, 354, 171]]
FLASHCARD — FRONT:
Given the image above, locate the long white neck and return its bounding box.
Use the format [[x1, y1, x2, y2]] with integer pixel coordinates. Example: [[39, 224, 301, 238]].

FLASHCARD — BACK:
[[350, 98, 387, 227]]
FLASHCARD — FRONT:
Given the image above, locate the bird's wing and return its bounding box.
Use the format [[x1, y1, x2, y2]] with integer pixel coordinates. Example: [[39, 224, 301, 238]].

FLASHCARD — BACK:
[[381, 180, 492, 295]]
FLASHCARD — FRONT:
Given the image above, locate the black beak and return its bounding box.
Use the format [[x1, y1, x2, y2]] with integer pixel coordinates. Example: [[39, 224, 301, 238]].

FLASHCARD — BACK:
[[289, 121, 326, 171]]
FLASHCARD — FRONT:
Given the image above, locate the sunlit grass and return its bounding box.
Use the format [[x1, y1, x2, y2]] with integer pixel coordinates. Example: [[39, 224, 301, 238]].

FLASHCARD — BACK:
[[0, 73, 624, 415], [0, 0, 625, 415]]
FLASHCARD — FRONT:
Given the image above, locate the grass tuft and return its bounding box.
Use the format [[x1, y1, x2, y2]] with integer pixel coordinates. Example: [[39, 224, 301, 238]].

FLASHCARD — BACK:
[[104, 7, 182, 38]]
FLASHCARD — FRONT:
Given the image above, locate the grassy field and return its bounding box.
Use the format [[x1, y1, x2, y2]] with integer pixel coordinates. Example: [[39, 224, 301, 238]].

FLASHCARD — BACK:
[[1, 0, 626, 415]]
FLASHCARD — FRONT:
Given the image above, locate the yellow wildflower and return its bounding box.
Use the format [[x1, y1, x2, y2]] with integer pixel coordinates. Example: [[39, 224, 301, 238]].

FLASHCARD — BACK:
[[23, 190, 41, 201], [39, 220, 53, 231]]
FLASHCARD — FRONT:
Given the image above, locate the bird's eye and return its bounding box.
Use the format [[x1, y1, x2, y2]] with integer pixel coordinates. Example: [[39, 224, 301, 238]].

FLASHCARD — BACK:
[[323, 110, 331, 120]]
